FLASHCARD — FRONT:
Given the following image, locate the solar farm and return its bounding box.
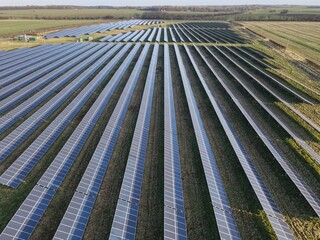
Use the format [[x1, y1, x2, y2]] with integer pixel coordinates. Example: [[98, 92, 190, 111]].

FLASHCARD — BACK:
[[0, 19, 319, 240]]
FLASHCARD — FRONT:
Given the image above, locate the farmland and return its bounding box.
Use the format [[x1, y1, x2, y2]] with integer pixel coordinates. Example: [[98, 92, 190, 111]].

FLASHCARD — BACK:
[[0, 20, 107, 36], [242, 21, 320, 65], [0, 18, 319, 240]]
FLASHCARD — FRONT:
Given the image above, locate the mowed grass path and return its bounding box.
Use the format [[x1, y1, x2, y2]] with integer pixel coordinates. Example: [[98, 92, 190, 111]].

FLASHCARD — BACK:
[[0, 20, 109, 36], [242, 21, 320, 64]]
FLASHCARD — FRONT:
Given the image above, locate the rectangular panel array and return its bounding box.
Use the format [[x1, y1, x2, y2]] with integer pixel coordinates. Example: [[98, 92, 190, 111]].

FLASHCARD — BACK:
[[188, 44, 295, 239], [0, 44, 131, 240], [0, 44, 121, 165], [0, 44, 133, 188], [163, 44, 187, 240], [173, 44, 240, 240], [202, 45, 320, 217], [0, 43, 115, 133], [0, 43, 96, 101], [46, 19, 162, 38], [109, 43, 159, 240], [53, 43, 149, 240], [0, 44, 102, 112]]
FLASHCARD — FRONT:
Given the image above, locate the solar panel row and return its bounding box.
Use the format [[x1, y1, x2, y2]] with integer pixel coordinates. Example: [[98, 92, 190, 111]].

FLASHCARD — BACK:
[[0, 45, 50, 64], [224, 47, 313, 105], [53, 43, 145, 240], [0, 44, 54, 71], [46, 19, 163, 38], [215, 46, 320, 153], [0, 44, 135, 189], [0, 43, 96, 101], [0, 44, 104, 113], [0, 44, 132, 240], [202, 45, 320, 217], [0, 44, 120, 164], [163, 44, 187, 240], [109, 43, 158, 240], [0, 43, 114, 132], [230, 47, 320, 164], [0, 43, 77, 87], [188, 44, 295, 240], [173, 44, 241, 240]]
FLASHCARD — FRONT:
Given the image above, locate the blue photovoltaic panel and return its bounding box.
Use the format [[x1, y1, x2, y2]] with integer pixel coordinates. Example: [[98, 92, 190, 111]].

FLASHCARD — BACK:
[[0, 44, 102, 111], [233, 46, 320, 163], [0, 44, 131, 240], [109, 43, 159, 240], [173, 25, 184, 42], [0, 44, 109, 115], [163, 28, 168, 42], [156, 28, 162, 42], [173, 44, 240, 240], [0, 43, 96, 101], [0, 44, 53, 71], [189, 44, 295, 239], [203, 45, 320, 218], [163, 44, 187, 240], [175, 24, 193, 42], [139, 28, 152, 42], [224, 47, 313, 105], [147, 27, 157, 42], [53, 44, 146, 240], [0, 43, 78, 87], [124, 30, 140, 42], [0, 44, 132, 189], [168, 28, 176, 42], [131, 30, 145, 42], [0, 44, 121, 165]]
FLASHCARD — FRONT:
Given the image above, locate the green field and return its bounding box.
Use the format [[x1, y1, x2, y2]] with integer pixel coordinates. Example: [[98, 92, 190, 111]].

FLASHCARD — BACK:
[[0, 19, 108, 36], [242, 21, 320, 65], [0, 8, 144, 19]]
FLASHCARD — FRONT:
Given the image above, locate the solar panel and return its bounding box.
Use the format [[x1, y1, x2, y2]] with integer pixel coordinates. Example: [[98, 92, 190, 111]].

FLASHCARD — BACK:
[[129, 30, 143, 42], [139, 28, 152, 42], [147, 28, 157, 42], [45, 20, 152, 39], [124, 30, 140, 42], [163, 44, 187, 240], [173, 44, 240, 239], [188, 44, 295, 239], [202, 45, 320, 218], [163, 28, 168, 42], [156, 27, 162, 42], [53, 44, 147, 240], [168, 28, 176, 42], [0, 44, 103, 112], [172, 25, 185, 42], [0, 44, 54, 71], [0, 44, 132, 240], [0, 43, 78, 87], [0, 44, 134, 189], [0, 43, 96, 101], [0, 44, 121, 164], [175, 24, 193, 42], [109, 43, 159, 240]]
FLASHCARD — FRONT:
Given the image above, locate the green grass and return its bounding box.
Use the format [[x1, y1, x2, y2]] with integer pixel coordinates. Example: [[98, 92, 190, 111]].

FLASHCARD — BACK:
[[0, 8, 144, 19], [242, 22, 320, 65], [0, 19, 107, 36]]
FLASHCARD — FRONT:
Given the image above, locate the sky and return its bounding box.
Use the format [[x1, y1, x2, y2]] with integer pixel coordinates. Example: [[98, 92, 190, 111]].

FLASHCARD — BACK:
[[0, 0, 319, 6]]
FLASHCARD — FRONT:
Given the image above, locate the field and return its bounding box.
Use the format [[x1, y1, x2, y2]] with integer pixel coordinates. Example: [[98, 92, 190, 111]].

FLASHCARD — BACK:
[[0, 19, 319, 240], [242, 21, 320, 65], [0, 19, 107, 36], [0, 8, 144, 19]]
